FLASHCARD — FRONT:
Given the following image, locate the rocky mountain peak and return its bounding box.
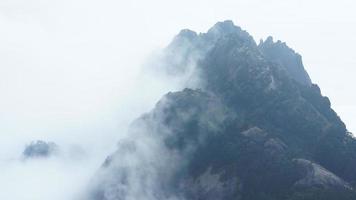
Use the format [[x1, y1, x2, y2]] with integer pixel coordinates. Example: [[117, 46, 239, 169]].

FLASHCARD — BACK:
[[205, 20, 255, 45], [87, 21, 356, 200], [22, 140, 59, 159], [258, 36, 312, 86], [207, 20, 239, 35], [177, 29, 198, 40]]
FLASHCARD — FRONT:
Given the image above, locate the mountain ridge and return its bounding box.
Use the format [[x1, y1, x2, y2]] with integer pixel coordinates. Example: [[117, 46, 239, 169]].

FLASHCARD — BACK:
[[86, 20, 356, 200]]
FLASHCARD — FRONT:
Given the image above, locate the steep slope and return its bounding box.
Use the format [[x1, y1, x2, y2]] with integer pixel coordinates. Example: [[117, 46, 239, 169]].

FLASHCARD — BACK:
[[258, 36, 312, 86], [87, 21, 356, 200]]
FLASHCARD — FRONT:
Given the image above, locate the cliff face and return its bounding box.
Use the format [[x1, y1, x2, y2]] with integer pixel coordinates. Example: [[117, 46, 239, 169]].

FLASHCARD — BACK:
[[87, 21, 356, 200]]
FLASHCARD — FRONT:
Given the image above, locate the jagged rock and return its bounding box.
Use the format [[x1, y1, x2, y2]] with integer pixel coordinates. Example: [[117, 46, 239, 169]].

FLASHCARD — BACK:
[[87, 20, 356, 200], [180, 167, 242, 200], [23, 140, 59, 159], [294, 159, 351, 190], [240, 127, 267, 142], [204, 20, 254, 44], [258, 36, 312, 86], [88, 89, 235, 200], [264, 138, 287, 156]]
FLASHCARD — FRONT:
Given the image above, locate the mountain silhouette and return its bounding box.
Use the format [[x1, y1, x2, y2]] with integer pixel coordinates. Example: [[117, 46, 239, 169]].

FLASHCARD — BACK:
[[87, 20, 356, 200]]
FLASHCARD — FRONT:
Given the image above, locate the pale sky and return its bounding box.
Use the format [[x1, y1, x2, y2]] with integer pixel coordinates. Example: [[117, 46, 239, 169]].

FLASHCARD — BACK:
[[0, 0, 355, 199]]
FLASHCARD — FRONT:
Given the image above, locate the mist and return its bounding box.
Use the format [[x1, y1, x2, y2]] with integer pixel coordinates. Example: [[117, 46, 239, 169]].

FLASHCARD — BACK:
[[0, 1, 184, 199], [1, 0, 356, 199]]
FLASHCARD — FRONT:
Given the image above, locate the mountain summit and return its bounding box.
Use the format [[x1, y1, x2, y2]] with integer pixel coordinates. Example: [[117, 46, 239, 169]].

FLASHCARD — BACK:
[[87, 21, 356, 200]]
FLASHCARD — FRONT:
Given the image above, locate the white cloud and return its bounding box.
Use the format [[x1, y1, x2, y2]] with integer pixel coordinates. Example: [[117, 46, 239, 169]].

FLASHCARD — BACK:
[[0, 0, 355, 199]]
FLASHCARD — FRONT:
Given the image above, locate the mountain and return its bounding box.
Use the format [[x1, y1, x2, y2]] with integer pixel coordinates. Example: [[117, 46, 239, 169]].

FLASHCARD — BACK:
[[22, 140, 59, 159], [86, 21, 356, 200]]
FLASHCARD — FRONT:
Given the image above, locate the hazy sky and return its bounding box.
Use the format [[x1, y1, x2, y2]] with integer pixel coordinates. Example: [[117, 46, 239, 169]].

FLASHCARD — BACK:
[[0, 0, 355, 199]]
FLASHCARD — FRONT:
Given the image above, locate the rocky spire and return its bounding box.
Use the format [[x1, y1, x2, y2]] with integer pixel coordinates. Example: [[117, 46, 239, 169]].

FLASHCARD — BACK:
[[258, 36, 312, 86]]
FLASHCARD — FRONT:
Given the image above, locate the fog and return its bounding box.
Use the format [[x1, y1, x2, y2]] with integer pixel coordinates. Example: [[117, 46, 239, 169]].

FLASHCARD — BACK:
[[1, 0, 355, 199]]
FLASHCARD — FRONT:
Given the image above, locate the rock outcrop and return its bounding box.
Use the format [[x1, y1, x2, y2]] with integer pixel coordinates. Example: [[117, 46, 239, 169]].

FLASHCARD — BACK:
[[294, 159, 351, 189], [87, 21, 356, 200], [23, 140, 59, 159]]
